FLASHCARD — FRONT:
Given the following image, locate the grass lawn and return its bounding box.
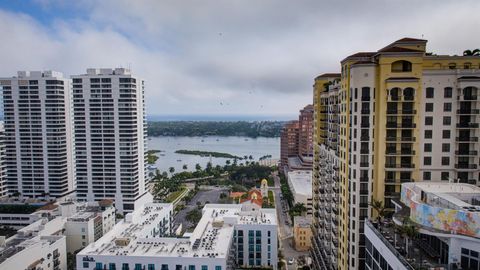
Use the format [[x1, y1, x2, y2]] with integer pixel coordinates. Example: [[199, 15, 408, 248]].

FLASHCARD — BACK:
[[268, 190, 275, 204], [165, 187, 186, 203]]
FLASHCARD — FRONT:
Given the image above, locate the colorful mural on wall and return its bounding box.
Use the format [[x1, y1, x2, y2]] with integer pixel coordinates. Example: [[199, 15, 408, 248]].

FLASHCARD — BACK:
[[401, 185, 480, 238]]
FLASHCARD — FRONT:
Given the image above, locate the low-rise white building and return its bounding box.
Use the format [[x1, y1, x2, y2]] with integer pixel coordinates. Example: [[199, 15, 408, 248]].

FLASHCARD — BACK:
[[287, 170, 313, 215], [76, 203, 277, 270], [0, 215, 67, 270], [0, 199, 116, 270]]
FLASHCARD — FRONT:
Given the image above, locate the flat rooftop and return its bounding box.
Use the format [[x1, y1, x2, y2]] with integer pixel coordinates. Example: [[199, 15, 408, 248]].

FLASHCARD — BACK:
[[78, 204, 276, 259], [402, 182, 480, 212], [288, 170, 313, 197]]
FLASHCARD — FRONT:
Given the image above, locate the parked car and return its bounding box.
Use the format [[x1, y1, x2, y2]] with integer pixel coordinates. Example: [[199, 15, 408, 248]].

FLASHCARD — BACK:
[[288, 258, 295, 265]]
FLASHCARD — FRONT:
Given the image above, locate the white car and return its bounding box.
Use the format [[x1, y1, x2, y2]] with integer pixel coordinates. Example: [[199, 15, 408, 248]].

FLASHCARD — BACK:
[[288, 258, 295, 265]]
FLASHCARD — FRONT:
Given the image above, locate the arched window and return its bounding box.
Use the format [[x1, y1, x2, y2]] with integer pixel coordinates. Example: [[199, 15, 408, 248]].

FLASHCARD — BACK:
[[391, 60, 412, 72], [403, 88, 415, 101], [463, 87, 478, 100], [390, 87, 400, 101]]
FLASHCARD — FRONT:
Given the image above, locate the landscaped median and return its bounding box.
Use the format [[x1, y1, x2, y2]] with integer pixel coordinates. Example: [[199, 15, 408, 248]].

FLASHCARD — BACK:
[[165, 187, 187, 203]]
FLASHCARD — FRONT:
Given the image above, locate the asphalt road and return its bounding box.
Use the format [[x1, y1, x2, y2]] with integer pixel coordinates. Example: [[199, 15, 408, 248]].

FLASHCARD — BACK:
[[273, 173, 310, 270]]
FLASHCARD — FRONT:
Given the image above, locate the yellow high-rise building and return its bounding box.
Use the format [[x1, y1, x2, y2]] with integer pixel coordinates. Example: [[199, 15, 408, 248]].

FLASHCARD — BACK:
[[311, 38, 480, 270]]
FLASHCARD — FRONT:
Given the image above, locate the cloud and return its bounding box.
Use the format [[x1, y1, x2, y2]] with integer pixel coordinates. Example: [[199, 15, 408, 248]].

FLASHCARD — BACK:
[[0, 0, 480, 118]]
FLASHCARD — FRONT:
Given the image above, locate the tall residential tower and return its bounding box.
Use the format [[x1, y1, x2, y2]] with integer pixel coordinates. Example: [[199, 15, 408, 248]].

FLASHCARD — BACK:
[[0, 71, 75, 198], [71, 68, 148, 213], [311, 38, 480, 270]]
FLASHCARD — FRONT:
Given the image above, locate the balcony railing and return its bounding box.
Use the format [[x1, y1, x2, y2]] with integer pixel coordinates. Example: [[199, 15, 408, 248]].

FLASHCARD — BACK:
[[457, 109, 480, 114], [456, 136, 479, 142], [455, 164, 478, 169], [385, 150, 415, 155], [385, 163, 415, 169], [456, 123, 479, 128], [386, 109, 416, 115], [455, 150, 478, 156], [386, 136, 415, 142]]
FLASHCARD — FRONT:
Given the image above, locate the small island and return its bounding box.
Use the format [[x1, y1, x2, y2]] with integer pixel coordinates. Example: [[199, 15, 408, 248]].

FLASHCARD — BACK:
[[147, 150, 162, 164], [175, 150, 241, 159]]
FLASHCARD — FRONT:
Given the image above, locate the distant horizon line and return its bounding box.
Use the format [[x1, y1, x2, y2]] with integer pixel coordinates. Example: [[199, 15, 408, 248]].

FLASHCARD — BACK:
[[147, 114, 296, 121]]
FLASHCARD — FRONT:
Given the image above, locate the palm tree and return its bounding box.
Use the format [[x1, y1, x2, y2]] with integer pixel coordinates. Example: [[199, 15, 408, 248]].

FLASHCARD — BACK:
[[226, 160, 231, 165], [169, 167, 175, 174], [398, 218, 418, 258], [182, 164, 188, 170], [369, 199, 387, 223], [195, 163, 202, 171], [463, 49, 480, 56]]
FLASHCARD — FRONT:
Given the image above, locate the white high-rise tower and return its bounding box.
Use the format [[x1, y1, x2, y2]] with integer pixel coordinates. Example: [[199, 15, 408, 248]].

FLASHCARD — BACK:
[[0, 71, 75, 198], [71, 68, 148, 213]]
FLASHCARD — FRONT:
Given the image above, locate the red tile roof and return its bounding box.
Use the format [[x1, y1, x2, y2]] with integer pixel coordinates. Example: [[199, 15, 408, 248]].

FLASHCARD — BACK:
[[378, 46, 424, 53], [394, 37, 427, 43], [315, 73, 341, 79]]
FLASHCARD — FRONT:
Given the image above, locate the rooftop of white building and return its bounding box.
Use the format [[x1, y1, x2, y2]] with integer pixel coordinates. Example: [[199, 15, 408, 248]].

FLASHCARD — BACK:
[[78, 203, 276, 259], [402, 182, 480, 212], [287, 170, 312, 197]]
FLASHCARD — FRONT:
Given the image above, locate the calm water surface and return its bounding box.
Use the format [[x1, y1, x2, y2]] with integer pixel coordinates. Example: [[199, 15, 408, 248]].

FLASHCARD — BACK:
[[147, 136, 280, 174]]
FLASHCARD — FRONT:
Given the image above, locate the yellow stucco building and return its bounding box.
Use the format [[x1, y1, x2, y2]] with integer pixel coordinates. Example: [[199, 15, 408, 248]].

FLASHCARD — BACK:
[[311, 38, 480, 270]]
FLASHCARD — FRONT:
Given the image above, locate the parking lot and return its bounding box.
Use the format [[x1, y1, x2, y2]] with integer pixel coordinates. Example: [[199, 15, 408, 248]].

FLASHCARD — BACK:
[[174, 186, 229, 229]]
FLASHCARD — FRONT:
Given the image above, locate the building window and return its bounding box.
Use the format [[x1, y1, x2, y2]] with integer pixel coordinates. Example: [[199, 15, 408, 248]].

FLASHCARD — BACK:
[[425, 117, 433, 125], [425, 130, 432, 139], [122, 263, 129, 270], [161, 265, 168, 270], [426, 87, 434, 98], [148, 265, 155, 270], [424, 143, 432, 152], [442, 143, 450, 152], [135, 264, 142, 270], [441, 116, 451, 126], [391, 60, 412, 72], [424, 157, 432, 166], [97, 263, 103, 270], [109, 263, 116, 270], [423, 171, 431, 180], [189, 265, 195, 270], [83, 262, 89, 268], [425, 103, 434, 112], [442, 130, 450, 139], [201, 266, 207, 270], [442, 157, 450, 166], [444, 87, 453, 98], [443, 103, 452, 112], [215, 266, 222, 270], [441, 172, 449, 180]]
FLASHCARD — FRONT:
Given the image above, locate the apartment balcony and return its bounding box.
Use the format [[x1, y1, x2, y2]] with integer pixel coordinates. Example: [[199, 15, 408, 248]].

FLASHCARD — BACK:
[[455, 164, 478, 169], [361, 109, 370, 114], [362, 96, 371, 101], [462, 95, 478, 101], [456, 123, 479, 129], [360, 162, 369, 167], [360, 135, 370, 141], [457, 109, 480, 115], [386, 109, 417, 115], [455, 150, 478, 156], [386, 122, 416, 128], [361, 122, 370, 128], [385, 150, 415, 156], [386, 136, 415, 142], [456, 136, 479, 142], [385, 163, 415, 169]]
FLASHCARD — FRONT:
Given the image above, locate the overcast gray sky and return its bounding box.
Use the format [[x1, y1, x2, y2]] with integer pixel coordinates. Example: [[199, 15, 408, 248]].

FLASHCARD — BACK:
[[0, 0, 479, 119]]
